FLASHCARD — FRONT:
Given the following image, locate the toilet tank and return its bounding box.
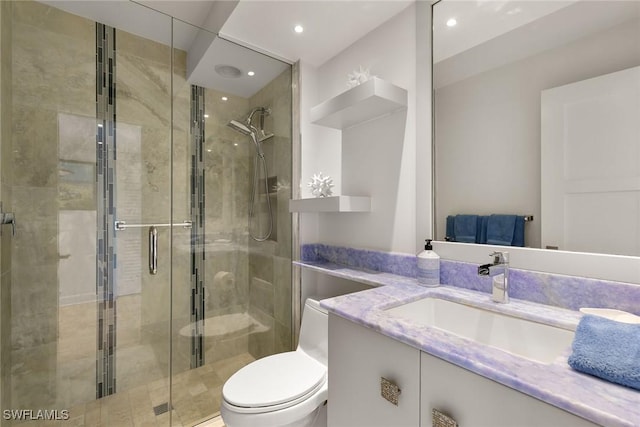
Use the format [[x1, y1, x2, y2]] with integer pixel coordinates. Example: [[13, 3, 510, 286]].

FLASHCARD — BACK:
[[298, 298, 328, 366]]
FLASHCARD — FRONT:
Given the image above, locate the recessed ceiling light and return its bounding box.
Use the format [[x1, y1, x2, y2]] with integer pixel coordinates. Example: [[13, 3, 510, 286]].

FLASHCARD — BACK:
[[446, 18, 457, 27], [207, 149, 212, 153], [294, 25, 304, 33], [233, 143, 238, 147], [204, 114, 209, 118], [247, 71, 255, 77], [221, 96, 228, 101]]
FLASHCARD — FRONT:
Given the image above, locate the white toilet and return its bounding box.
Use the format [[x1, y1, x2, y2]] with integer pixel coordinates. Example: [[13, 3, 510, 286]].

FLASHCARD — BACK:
[[220, 298, 328, 427]]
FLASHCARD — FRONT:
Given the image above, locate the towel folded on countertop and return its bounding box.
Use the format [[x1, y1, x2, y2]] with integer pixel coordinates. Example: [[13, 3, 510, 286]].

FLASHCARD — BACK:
[[453, 215, 480, 243], [568, 314, 640, 391]]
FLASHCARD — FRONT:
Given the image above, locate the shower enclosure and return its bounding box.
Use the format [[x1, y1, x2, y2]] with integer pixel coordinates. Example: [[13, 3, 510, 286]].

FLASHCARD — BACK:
[[0, 1, 294, 425]]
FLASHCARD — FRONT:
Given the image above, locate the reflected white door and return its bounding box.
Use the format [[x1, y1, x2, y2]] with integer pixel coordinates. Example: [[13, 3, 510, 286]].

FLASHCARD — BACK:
[[541, 66, 640, 255]]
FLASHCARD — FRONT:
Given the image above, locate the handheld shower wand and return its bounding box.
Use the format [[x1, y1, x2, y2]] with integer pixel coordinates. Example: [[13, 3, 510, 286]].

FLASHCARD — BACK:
[[227, 107, 275, 241]]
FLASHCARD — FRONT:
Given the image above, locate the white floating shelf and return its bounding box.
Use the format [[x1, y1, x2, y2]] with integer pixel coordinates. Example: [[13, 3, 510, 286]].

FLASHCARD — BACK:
[[311, 77, 407, 129], [289, 196, 371, 213]]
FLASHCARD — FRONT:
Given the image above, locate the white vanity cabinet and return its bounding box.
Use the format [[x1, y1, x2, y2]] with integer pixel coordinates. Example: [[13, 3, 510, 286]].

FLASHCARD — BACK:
[[328, 313, 421, 427], [329, 313, 598, 427], [420, 352, 598, 427]]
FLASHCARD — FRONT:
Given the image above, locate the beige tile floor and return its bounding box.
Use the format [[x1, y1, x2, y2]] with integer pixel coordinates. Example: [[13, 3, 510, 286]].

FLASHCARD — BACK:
[[195, 416, 225, 427]]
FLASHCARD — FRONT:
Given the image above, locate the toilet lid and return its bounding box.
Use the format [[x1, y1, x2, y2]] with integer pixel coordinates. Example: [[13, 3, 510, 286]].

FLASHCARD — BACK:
[[223, 351, 326, 408]]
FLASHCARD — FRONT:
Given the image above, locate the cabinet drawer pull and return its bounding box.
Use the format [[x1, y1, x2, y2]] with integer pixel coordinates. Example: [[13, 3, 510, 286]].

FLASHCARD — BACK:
[[380, 377, 401, 405], [432, 409, 458, 427]]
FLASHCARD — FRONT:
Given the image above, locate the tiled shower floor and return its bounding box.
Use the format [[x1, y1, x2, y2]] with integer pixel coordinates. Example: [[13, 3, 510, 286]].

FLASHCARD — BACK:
[[11, 295, 254, 426], [12, 352, 250, 426]]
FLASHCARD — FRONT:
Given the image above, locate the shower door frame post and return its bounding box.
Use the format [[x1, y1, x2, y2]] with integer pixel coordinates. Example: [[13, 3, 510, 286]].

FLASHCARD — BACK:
[[291, 61, 302, 348]]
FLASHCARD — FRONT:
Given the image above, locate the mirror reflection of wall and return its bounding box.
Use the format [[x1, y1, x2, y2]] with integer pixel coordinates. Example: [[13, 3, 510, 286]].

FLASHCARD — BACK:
[[433, 0, 640, 256]]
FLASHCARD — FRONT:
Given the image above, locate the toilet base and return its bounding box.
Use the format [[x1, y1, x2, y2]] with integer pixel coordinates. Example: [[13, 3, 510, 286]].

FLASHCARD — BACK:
[[284, 401, 326, 427], [220, 394, 327, 427], [307, 401, 327, 427]]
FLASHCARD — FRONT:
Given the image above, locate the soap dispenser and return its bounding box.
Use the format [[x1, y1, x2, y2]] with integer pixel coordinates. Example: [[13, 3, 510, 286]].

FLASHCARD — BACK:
[[417, 239, 440, 287]]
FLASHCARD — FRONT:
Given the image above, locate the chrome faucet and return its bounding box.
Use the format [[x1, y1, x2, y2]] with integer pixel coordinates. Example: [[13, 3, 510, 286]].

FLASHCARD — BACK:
[[477, 251, 509, 303]]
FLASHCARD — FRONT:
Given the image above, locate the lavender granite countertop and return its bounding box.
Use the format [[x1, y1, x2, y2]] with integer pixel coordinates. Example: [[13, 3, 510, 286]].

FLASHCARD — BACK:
[[296, 260, 640, 427]]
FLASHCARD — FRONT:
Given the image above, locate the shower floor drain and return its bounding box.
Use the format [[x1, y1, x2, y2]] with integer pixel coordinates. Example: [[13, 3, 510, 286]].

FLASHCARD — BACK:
[[153, 402, 172, 416]]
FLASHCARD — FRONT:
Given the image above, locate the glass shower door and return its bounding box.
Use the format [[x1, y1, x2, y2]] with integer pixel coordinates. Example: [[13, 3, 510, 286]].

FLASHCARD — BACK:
[[170, 19, 294, 425], [0, 2, 294, 426]]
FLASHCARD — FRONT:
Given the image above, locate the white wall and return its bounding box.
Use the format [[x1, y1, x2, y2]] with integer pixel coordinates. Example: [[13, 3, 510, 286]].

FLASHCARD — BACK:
[[299, 61, 341, 246], [299, 3, 432, 255]]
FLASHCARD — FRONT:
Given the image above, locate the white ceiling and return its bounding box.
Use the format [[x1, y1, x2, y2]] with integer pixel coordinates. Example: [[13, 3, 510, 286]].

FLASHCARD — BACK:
[[136, 1, 216, 29], [187, 36, 290, 98], [142, 0, 414, 67], [219, 0, 414, 67], [433, 0, 578, 63], [41, 0, 638, 95], [37, 0, 412, 97], [433, 0, 640, 88]]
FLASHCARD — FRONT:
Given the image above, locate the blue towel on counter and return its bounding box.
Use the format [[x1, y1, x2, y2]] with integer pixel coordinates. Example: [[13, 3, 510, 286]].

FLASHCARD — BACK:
[[453, 215, 479, 243], [568, 315, 640, 391]]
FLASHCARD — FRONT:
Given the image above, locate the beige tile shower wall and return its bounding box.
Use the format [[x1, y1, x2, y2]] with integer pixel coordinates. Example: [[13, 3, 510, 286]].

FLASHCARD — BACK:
[[203, 89, 251, 241], [0, 0, 12, 418], [181, 88, 252, 370], [10, 1, 94, 409], [202, 87, 251, 311], [247, 69, 293, 359]]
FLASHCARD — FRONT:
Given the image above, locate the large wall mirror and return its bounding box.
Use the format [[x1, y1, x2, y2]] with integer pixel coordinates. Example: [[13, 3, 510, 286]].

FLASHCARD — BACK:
[[433, 0, 640, 257]]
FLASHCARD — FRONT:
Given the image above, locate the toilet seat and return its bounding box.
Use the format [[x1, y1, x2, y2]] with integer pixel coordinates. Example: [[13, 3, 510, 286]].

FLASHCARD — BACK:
[[223, 351, 326, 413]]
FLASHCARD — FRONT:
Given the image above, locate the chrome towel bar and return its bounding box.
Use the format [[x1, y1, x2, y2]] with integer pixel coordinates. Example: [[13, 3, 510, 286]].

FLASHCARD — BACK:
[[114, 220, 192, 231]]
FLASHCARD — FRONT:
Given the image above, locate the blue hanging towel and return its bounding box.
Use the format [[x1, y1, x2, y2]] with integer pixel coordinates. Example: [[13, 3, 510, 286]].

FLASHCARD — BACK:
[[486, 214, 517, 246], [453, 215, 479, 243], [446, 215, 455, 241], [568, 315, 640, 391], [512, 215, 525, 247], [478, 216, 489, 244]]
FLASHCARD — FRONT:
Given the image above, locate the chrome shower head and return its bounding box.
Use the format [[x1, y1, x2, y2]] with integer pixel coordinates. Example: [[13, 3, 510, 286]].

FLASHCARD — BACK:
[[228, 107, 274, 156], [227, 119, 252, 136], [228, 119, 264, 157]]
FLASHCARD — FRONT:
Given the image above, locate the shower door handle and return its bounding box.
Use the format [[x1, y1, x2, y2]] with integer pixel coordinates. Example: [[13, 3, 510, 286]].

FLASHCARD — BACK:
[[149, 226, 158, 275]]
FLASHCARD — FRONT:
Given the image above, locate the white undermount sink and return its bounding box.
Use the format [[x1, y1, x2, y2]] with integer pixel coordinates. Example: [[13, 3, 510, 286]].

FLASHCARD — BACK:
[[386, 297, 574, 364]]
